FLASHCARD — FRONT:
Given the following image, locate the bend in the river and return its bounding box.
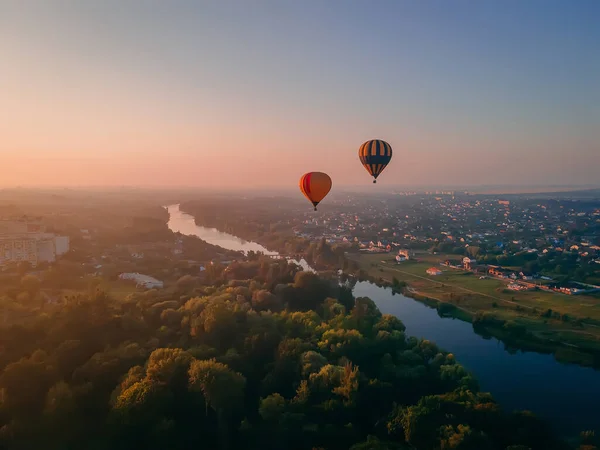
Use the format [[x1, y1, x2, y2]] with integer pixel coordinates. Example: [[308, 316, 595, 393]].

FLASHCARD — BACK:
[[165, 204, 600, 438], [166, 204, 314, 272]]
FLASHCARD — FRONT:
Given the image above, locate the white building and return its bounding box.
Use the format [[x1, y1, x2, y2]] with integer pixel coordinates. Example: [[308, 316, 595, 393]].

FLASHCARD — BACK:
[[119, 273, 164, 289], [37, 239, 56, 263], [0, 219, 70, 266], [397, 250, 410, 261], [54, 236, 70, 256], [1, 239, 37, 265]]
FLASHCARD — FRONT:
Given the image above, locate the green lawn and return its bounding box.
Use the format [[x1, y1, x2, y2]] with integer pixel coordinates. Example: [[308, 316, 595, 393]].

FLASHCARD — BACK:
[[355, 253, 600, 316], [350, 252, 600, 352]]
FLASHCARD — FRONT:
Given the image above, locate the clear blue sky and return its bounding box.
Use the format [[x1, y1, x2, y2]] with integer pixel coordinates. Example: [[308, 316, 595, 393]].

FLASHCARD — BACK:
[[1, 0, 598, 187]]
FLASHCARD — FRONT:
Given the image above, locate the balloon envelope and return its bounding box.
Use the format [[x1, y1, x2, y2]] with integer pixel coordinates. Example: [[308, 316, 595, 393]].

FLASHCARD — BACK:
[[299, 172, 332, 210], [358, 139, 392, 183]]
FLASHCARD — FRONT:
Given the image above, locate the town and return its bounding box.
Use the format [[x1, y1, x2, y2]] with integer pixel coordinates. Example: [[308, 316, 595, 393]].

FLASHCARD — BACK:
[[291, 192, 600, 294], [2, 190, 600, 368], [3, 189, 599, 305], [173, 191, 600, 363]]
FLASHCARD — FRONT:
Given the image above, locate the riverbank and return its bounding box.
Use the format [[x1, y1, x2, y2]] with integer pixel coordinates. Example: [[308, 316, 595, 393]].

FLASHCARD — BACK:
[[350, 252, 600, 368], [177, 202, 359, 273], [172, 204, 600, 369], [165, 204, 600, 439], [352, 280, 600, 440], [177, 204, 303, 254]]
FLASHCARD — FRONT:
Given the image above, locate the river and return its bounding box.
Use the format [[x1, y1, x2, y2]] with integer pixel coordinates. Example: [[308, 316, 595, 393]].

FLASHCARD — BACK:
[[166, 204, 600, 436], [166, 204, 314, 272]]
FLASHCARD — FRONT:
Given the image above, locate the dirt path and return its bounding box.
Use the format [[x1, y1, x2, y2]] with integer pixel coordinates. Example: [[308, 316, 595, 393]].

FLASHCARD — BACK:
[[406, 286, 475, 316]]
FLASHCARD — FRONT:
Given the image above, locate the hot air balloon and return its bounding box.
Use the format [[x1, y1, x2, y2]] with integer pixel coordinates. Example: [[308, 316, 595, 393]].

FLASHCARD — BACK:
[[299, 172, 332, 211], [358, 139, 392, 183]]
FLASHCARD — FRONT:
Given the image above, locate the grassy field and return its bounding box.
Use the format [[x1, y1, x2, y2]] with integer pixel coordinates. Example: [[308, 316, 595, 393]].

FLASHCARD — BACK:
[[350, 252, 600, 355]]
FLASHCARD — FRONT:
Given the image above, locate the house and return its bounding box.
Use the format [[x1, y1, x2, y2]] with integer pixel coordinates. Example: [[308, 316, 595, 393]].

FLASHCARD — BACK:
[[398, 249, 410, 260], [462, 257, 477, 270], [426, 267, 443, 276], [519, 271, 535, 281], [119, 273, 163, 289], [396, 255, 407, 263], [489, 266, 510, 278]]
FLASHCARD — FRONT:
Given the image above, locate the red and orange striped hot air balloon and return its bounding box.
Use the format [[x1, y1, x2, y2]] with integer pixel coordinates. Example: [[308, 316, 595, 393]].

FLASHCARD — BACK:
[[299, 172, 332, 211], [358, 139, 393, 183]]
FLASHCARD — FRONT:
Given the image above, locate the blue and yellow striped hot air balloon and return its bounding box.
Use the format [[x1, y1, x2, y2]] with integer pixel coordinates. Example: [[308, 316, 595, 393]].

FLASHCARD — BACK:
[[358, 139, 392, 183]]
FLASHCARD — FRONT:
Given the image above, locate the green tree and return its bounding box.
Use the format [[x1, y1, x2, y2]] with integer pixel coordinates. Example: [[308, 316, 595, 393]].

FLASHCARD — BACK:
[[188, 358, 246, 418], [259, 393, 286, 422], [466, 246, 480, 258]]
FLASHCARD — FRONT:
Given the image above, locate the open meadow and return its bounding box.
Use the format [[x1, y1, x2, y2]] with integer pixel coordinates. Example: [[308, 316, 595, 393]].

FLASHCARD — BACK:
[[350, 252, 600, 354]]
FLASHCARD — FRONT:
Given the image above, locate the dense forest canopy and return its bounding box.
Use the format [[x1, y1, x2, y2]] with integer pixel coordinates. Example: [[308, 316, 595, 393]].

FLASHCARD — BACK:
[[0, 258, 584, 450]]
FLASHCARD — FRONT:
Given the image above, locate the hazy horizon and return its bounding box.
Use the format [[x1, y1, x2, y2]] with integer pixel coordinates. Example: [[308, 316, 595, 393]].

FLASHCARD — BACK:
[[2, 183, 600, 196], [1, 1, 598, 188]]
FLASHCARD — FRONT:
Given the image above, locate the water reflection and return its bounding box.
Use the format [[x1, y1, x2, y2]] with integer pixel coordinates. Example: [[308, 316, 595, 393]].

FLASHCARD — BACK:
[[166, 203, 599, 436], [166, 204, 314, 272], [353, 281, 600, 436]]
